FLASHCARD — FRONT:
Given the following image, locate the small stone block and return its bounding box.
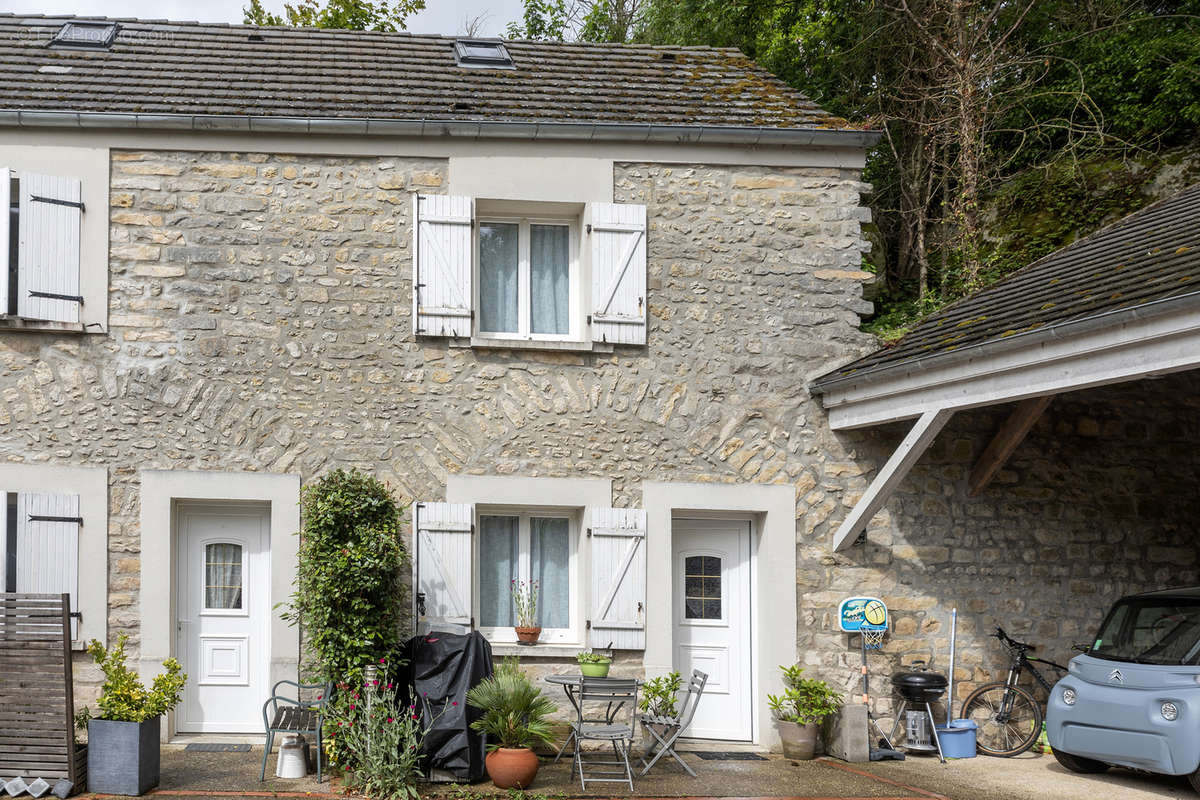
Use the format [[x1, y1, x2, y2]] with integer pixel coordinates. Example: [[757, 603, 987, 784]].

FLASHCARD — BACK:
[[4, 777, 28, 797], [26, 779, 50, 798], [50, 780, 73, 799]]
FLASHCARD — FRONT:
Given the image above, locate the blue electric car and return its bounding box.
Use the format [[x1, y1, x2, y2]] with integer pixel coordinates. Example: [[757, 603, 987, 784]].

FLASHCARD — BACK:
[[1047, 587, 1200, 792]]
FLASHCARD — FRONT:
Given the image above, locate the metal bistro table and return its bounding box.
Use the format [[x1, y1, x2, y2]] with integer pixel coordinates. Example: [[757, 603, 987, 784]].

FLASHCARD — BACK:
[[545, 674, 644, 764]]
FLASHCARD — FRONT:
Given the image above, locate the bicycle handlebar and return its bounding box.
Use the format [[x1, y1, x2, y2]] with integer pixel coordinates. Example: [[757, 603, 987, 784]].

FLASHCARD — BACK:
[[994, 626, 1036, 652]]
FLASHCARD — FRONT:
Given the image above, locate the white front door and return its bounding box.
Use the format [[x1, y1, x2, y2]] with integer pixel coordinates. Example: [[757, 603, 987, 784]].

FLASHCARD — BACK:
[[672, 518, 752, 741], [175, 502, 270, 733]]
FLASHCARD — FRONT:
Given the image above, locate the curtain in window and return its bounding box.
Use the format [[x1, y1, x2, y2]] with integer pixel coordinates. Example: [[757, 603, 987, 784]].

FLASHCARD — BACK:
[[205, 542, 243, 610], [530, 224, 569, 335], [531, 517, 569, 628], [479, 222, 519, 333], [479, 515, 519, 627]]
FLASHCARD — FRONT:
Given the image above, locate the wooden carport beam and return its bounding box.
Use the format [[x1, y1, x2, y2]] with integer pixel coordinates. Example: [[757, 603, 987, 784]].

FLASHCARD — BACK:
[[967, 395, 1053, 496], [832, 408, 955, 551]]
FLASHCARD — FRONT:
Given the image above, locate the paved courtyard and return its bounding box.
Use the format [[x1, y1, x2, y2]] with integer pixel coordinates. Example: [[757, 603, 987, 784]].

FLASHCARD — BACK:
[[79, 746, 1197, 800]]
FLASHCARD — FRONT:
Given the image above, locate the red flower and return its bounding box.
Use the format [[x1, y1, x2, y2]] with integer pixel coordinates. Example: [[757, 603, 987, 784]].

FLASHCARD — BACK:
[[387, 717, 394, 723], [349, 704, 356, 710]]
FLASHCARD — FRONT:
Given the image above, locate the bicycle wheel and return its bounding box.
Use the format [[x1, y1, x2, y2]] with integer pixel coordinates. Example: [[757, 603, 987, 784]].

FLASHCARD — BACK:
[[961, 682, 1043, 757]]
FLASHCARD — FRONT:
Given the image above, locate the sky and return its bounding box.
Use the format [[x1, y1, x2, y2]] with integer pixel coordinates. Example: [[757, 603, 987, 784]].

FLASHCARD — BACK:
[[0, 0, 526, 36]]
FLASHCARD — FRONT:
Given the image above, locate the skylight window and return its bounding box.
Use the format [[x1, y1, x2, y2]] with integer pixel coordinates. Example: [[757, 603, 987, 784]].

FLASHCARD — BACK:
[[50, 21, 119, 49], [454, 39, 514, 69]]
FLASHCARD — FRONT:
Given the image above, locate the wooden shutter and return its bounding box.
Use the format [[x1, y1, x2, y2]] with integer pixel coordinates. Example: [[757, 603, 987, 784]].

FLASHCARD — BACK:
[[589, 202, 647, 345], [18, 172, 83, 324], [414, 501, 474, 635], [588, 507, 646, 649], [413, 194, 473, 338], [16, 492, 81, 639], [0, 168, 10, 315]]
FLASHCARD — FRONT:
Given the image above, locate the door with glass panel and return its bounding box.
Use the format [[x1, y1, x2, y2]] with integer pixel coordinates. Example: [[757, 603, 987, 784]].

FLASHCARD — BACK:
[[175, 502, 269, 733], [477, 511, 576, 642], [477, 218, 575, 340], [672, 518, 752, 740]]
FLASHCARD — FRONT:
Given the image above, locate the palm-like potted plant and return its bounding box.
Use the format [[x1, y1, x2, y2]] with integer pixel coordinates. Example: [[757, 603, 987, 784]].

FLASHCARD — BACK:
[[767, 664, 843, 760], [466, 666, 556, 788], [80, 634, 187, 795], [511, 579, 541, 644], [576, 650, 612, 677]]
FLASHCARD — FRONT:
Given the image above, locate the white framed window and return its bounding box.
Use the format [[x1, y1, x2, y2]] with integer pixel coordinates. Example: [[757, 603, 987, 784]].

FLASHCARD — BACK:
[[475, 507, 580, 644], [475, 216, 580, 342]]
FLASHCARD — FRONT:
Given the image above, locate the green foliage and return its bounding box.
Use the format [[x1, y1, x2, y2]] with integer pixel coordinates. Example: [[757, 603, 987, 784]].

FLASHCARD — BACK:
[[243, 0, 424, 31], [767, 664, 842, 726], [325, 662, 433, 800], [284, 468, 408, 681], [466, 670, 557, 750], [510, 580, 539, 628], [84, 634, 186, 723], [506, 0, 570, 40], [575, 650, 609, 664], [638, 671, 681, 718]]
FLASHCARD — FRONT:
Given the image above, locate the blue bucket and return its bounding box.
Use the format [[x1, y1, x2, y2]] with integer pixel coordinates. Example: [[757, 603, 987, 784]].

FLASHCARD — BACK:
[[934, 719, 977, 758]]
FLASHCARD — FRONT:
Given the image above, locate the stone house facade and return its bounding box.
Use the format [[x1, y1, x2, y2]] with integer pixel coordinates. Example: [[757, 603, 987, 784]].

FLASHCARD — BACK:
[[1, 15, 1194, 750]]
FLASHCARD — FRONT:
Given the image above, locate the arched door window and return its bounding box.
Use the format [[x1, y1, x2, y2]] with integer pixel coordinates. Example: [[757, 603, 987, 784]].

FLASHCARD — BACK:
[[684, 555, 722, 619], [205, 542, 243, 610]]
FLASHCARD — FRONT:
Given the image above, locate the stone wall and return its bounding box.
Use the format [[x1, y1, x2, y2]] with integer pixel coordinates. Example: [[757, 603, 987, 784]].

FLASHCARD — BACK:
[[0, 148, 876, 709], [806, 369, 1200, 716]]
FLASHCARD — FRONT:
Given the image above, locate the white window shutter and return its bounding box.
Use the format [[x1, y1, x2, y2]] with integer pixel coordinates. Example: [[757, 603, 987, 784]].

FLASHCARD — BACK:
[[16, 492, 81, 640], [413, 194, 473, 338], [0, 168, 10, 315], [414, 501, 474, 635], [588, 507, 646, 649], [589, 202, 647, 345], [18, 172, 83, 324]]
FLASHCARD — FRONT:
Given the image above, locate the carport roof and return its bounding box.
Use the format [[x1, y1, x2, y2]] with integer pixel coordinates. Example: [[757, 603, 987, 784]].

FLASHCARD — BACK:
[[812, 182, 1200, 394]]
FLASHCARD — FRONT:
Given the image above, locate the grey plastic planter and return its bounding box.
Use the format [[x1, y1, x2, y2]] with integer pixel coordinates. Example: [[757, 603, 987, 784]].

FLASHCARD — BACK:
[[87, 717, 161, 796]]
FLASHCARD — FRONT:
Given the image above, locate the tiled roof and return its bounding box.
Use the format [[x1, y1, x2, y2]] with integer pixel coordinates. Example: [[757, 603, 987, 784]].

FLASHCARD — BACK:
[[0, 14, 858, 130], [813, 182, 1200, 391]]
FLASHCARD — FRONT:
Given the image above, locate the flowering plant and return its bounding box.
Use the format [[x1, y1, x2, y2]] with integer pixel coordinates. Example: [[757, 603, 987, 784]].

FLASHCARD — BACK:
[[510, 579, 540, 628], [325, 659, 439, 800]]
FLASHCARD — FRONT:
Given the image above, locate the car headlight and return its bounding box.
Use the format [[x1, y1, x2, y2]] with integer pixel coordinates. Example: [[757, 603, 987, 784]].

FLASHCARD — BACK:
[[1162, 702, 1178, 721], [1062, 687, 1076, 705]]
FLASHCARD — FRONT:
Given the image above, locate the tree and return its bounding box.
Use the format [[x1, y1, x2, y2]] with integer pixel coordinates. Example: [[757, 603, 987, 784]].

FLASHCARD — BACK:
[[507, 0, 645, 42], [243, 0, 424, 32]]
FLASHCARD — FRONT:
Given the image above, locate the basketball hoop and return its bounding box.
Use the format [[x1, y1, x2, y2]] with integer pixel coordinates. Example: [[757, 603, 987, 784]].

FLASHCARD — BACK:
[[861, 625, 886, 650]]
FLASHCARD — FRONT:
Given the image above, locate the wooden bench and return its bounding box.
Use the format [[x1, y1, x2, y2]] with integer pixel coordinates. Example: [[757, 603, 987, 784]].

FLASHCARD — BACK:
[[0, 593, 86, 794]]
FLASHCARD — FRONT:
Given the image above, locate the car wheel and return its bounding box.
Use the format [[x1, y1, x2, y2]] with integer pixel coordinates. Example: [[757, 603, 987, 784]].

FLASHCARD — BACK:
[[1189, 768, 1200, 794], [1053, 749, 1109, 774]]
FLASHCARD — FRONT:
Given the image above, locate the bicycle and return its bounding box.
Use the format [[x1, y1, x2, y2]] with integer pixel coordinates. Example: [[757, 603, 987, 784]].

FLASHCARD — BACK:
[[960, 627, 1069, 757]]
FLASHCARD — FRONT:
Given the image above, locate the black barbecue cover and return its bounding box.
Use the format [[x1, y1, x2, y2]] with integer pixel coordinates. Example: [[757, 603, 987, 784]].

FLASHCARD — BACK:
[[400, 631, 493, 782]]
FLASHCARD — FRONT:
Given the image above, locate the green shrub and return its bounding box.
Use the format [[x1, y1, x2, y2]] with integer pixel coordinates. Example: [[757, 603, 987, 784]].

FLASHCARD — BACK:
[[83, 634, 186, 722], [466, 670, 556, 750], [638, 671, 682, 718], [767, 665, 843, 726], [284, 469, 408, 680]]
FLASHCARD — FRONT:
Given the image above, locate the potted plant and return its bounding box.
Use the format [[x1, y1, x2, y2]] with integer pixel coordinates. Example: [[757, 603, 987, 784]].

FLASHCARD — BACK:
[[576, 650, 612, 677], [511, 579, 541, 645], [767, 664, 843, 760], [638, 671, 682, 743], [82, 634, 187, 795], [466, 668, 556, 788]]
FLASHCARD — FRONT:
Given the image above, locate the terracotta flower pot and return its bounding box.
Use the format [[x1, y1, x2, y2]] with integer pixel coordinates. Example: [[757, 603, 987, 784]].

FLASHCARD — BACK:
[[515, 626, 542, 645], [485, 747, 540, 788]]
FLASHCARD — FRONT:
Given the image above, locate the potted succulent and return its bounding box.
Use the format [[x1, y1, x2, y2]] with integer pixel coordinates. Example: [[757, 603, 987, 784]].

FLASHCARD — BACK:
[[511, 579, 541, 645], [576, 650, 612, 677], [81, 634, 187, 795], [466, 665, 556, 789], [638, 671, 682, 743], [767, 664, 843, 760]]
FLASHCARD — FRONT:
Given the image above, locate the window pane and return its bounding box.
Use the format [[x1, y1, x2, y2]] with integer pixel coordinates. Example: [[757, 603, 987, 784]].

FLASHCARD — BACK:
[[479, 222, 519, 333], [530, 224, 569, 335], [531, 517, 569, 628], [205, 543, 243, 610], [479, 515, 519, 627], [684, 554, 721, 619]]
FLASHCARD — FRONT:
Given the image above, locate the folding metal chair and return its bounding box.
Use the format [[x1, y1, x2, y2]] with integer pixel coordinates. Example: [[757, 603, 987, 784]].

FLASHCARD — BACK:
[[571, 677, 639, 790], [260, 680, 332, 782], [639, 669, 708, 777]]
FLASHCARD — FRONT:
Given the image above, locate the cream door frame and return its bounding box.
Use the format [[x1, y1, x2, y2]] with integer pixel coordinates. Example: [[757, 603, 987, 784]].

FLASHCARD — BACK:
[[139, 470, 300, 741]]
